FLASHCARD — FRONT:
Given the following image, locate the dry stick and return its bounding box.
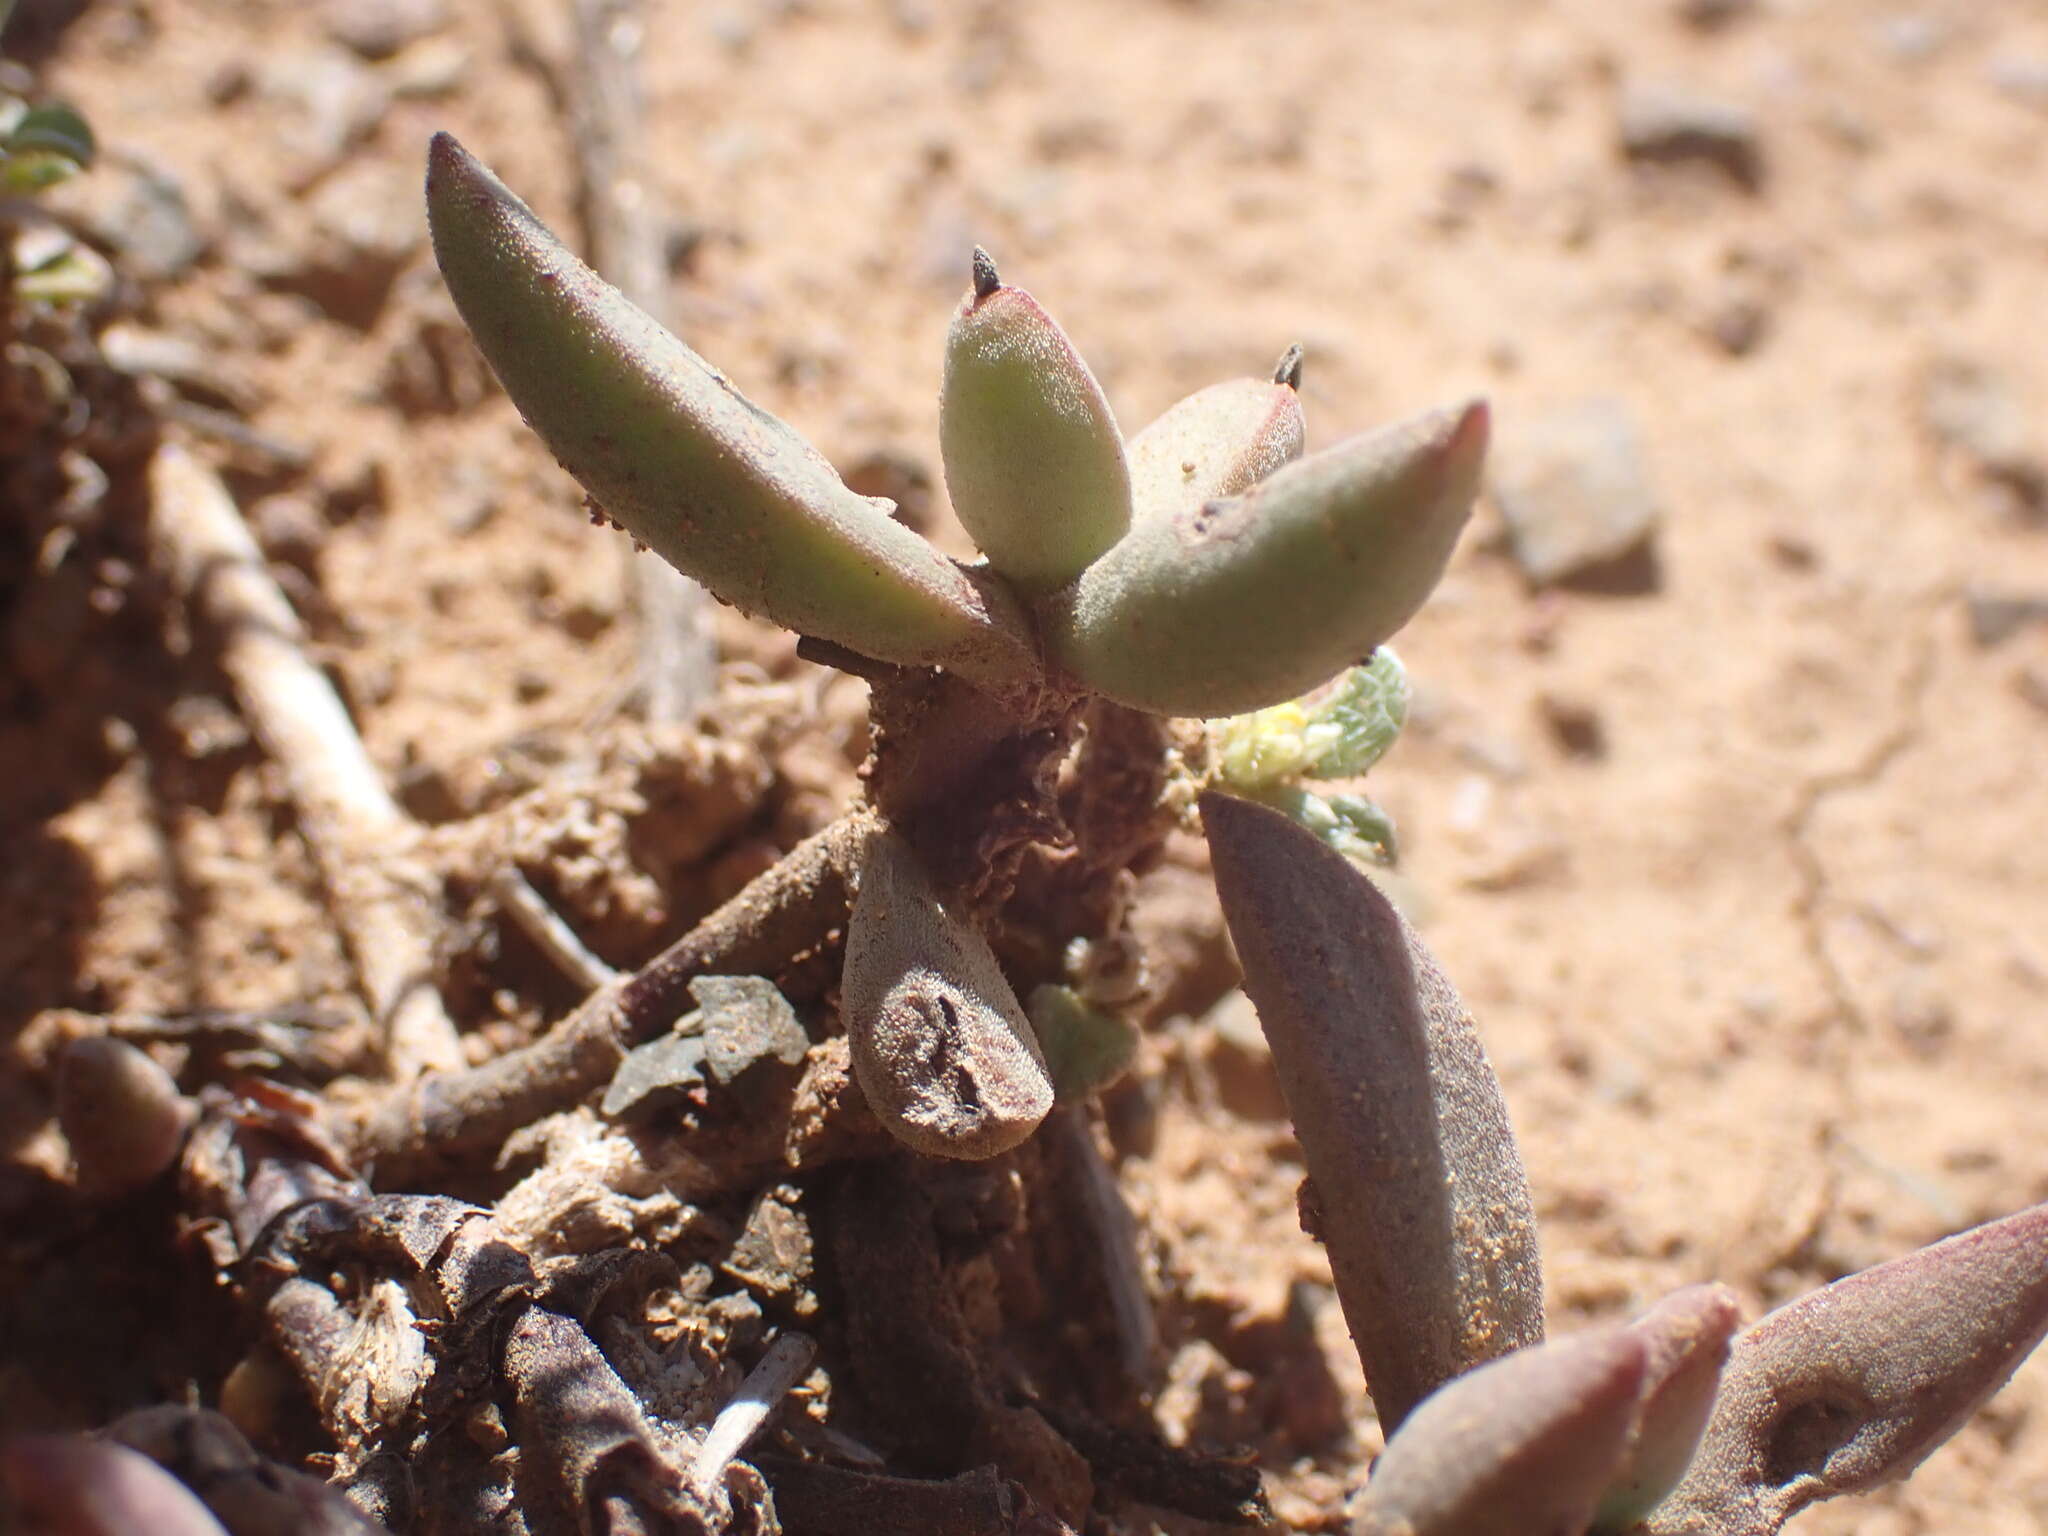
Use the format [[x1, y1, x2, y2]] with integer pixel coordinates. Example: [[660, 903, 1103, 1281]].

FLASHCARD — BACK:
[[350, 809, 873, 1182], [147, 442, 464, 1079], [689, 1331, 818, 1495], [570, 0, 716, 723], [491, 866, 618, 991]]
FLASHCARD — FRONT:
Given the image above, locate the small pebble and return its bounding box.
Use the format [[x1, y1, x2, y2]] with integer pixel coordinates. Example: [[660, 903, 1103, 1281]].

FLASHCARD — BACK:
[[1619, 81, 1765, 188], [1489, 398, 1663, 589]]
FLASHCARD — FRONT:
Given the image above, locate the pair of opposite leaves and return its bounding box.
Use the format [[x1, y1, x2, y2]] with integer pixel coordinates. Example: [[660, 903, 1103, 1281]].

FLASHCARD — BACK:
[[424, 132, 1487, 721]]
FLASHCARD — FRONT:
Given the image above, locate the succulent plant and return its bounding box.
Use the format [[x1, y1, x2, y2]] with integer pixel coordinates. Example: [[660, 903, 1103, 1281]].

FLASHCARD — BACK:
[[1204, 789, 2048, 1535], [423, 131, 2048, 1532], [424, 130, 1481, 1162]]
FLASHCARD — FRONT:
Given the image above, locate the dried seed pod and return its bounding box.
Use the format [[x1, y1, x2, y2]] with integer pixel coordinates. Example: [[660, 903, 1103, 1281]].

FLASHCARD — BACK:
[[426, 135, 1036, 692], [1049, 400, 1486, 718], [1127, 349, 1307, 523], [939, 247, 1131, 594], [1353, 1329, 1650, 1536], [57, 1035, 196, 1196], [1202, 790, 1544, 1432], [1593, 1284, 1742, 1531], [841, 827, 1052, 1159], [1648, 1200, 2048, 1535]]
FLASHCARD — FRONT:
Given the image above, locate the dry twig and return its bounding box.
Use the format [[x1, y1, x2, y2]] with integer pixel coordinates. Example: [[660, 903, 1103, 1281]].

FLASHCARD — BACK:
[[349, 810, 874, 1179], [570, 0, 715, 722], [147, 441, 463, 1078]]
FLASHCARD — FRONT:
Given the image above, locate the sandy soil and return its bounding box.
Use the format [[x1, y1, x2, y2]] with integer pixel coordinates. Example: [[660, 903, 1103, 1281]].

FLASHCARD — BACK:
[[6, 0, 2048, 1530]]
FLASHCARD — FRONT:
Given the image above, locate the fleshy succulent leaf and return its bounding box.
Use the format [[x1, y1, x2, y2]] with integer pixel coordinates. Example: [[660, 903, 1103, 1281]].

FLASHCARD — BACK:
[[57, 1036, 195, 1197], [424, 134, 1037, 690], [1352, 1329, 1650, 1536], [1647, 1200, 2048, 1535], [938, 247, 1131, 594], [841, 827, 1052, 1159], [1201, 789, 1545, 1432], [1, 1435, 231, 1536], [1593, 1284, 1743, 1532], [1127, 352, 1307, 524], [1026, 982, 1138, 1100], [1049, 399, 1486, 718]]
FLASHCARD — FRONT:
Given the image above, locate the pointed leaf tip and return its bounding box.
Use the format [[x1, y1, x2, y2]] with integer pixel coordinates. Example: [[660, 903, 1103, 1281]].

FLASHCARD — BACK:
[[940, 265, 1131, 594], [1593, 1284, 1743, 1531], [971, 245, 1000, 298], [424, 134, 1035, 691], [1201, 790, 1543, 1431], [1354, 1330, 1650, 1536], [1127, 366, 1309, 532], [1273, 342, 1305, 389], [1052, 397, 1487, 717], [1650, 1201, 2048, 1535]]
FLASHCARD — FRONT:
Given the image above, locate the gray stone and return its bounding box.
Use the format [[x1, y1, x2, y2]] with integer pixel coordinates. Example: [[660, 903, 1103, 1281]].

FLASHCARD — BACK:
[[1987, 50, 2048, 111], [1964, 586, 2048, 649], [1619, 82, 1765, 188], [1922, 356, 2046, 512], [1675, 0, 1755, 30], [321, 0, 449, 60], [257, 45, 390, 189], [89, 158, 209, 281], [1489, 399, 1663, 588]]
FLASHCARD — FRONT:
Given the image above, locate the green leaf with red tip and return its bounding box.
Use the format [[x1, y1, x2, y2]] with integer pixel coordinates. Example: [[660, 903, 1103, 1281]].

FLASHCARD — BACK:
[[1647, 1200, 2048, 1535], [939, 248, 1131, 594], [1352, 1330, 1650, 1536], [1127, 353, 1307, 524], [424, 134, 1037, 691], [1201, 789, 1544, 1432], [841, 827, 1052, 1159], [1048, 399, 1487, 718], [1594, 1284, 1743, 1532]]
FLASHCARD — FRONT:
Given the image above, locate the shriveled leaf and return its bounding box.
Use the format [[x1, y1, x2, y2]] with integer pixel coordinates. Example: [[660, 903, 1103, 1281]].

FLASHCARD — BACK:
[[1, 1435, 231, 1536], [1648, 1200, 2048, 1535], [424, 134, 1036, 691], [939, 247, 1130, 594], [692, 975, 810, 1083], [1050, 400, 1486, 717], [1201, 790, 1543, 1431], [1353, 1329, 1650, 1536], [842, 827, 1052, 1158], [1593, 1284, 1742, 1532], [602, 975, 807, 1116], [1127, 349, 1306, 524]]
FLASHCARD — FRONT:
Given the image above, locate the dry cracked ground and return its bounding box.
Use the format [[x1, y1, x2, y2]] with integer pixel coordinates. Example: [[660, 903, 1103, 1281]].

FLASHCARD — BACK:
[[4, 0, 2048, 1531]]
